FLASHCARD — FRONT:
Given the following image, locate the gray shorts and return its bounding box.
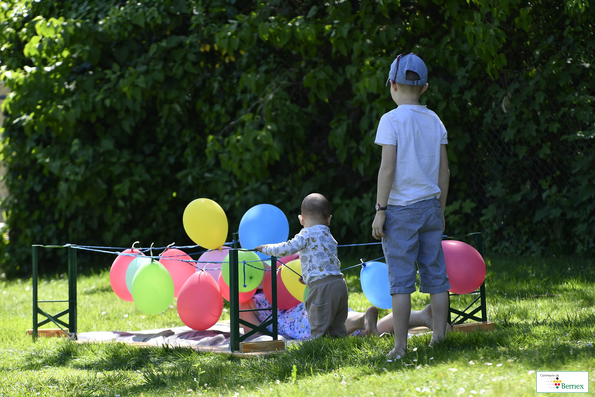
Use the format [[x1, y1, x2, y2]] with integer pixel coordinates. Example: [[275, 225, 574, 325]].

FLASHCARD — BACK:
[[382, 199, 450, 294], [305, 275, 348, 339]]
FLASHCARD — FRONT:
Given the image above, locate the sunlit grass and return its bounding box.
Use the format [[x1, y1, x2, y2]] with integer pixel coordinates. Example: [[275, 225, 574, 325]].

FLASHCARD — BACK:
[[1, 254, 595, 396]]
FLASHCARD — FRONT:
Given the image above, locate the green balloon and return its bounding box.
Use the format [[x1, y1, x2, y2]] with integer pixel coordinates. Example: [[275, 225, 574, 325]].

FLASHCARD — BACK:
[[131, 260, 174, 315], [303, 285, 310, 302], [221, 251, 264, 292], [126, 256, 152, 294]]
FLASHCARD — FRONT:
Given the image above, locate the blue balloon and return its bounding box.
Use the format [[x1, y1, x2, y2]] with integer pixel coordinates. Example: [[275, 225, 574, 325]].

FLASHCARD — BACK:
[[125, 256, 152, 294], [360, 261, 392, 309], [239, 204, 290, 249]]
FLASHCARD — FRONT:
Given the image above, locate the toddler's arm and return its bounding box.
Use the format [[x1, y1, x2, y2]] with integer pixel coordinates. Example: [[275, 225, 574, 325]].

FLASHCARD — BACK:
[[254, 232, 308, 257]]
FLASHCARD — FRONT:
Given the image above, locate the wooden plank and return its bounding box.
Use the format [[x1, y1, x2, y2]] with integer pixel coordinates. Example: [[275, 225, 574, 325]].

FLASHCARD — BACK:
[[453, 321, 495, 333], [240, 340, 285, 353], [408, 321, 495, 335], [408, 326, 431, 334], [27, 329, 69, 338]]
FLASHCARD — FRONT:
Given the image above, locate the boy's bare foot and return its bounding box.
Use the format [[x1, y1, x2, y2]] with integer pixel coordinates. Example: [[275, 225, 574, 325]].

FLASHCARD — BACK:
[[361, 306, 379, 336], [387, 347, 406, 359]]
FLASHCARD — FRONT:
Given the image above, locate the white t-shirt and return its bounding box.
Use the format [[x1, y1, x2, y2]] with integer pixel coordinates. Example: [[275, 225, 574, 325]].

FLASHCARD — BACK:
[[259, 225, 341, 285], [375, 104, 448, 206]]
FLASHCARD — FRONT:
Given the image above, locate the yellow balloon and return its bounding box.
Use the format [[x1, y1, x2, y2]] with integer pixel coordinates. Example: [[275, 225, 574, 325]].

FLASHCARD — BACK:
[[280, 259, 306, 302], [183, 198, 228, 250]]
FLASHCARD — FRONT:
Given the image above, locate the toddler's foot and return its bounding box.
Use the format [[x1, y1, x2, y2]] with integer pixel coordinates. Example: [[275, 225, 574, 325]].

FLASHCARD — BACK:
[[420, 304, 433, 330], [421, 304, 453, 334], [429, 336, 447, 347], [360, 307, 379, 337]]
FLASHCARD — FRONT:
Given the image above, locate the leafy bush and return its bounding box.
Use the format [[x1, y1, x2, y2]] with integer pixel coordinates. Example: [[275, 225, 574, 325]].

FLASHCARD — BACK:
[[0, 0, 593, 277]]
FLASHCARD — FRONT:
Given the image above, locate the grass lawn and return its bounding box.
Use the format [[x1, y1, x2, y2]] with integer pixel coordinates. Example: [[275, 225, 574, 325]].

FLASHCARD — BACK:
[[1, 253, 594, 396]]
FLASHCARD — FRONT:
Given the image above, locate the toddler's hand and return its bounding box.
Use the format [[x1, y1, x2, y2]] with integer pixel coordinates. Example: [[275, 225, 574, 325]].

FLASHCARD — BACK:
[[254, 245, 264, 253], [299, 276, 305, 285]]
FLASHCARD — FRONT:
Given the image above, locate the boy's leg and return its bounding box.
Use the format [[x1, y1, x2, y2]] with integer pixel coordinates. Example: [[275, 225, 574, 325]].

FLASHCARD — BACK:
[[382, 204, 419, 356], [429, 291, 449, 344], [416, 199, 451, 344], [389, 293, 411, 358]]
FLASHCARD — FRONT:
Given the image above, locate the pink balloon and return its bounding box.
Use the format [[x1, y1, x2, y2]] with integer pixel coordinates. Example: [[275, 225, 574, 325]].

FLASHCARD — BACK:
[[263, 268, 300, 310], [217, 273, 256, 303], [159, 248, 196, 298], [197, 247, 230, 283], [442, 240, 486, 295], [277, 253, 299, 266], [177, 271, 223, 330], [110, 248, 144, 301]]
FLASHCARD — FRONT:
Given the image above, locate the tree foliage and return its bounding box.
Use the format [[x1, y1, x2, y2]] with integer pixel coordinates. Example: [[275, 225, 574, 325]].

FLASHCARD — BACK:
[[0, 0, 593, 277]]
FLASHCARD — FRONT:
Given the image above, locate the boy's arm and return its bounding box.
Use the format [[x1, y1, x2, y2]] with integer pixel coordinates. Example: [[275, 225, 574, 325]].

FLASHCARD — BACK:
[[438, 144, 450, 232], [372, 144, 396, 240]]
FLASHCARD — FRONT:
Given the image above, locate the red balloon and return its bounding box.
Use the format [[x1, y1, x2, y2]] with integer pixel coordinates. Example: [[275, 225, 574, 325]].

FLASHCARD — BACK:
[[110, 248, 144, 301], [442, 240, 486, 295], [177, 271, 223, 330], [159, 248, 196, 298], [217, 273, 256, 303], [263, 268, 300, 310]]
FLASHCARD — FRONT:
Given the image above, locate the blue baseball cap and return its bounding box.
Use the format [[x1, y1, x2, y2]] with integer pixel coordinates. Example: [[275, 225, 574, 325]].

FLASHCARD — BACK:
[[385, 53, 427, 86]]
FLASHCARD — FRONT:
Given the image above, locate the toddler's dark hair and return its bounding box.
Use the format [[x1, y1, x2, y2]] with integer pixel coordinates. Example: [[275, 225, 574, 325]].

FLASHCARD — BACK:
[[301, 193, 331, 219]]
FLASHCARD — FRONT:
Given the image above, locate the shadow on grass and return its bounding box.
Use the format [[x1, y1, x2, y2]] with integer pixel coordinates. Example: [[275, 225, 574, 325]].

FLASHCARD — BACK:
[[13, 324, 595, 397]]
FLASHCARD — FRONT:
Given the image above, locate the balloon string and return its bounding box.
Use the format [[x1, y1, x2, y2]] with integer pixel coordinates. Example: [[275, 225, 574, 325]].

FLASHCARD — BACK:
[[341, 256, 386, 272], [242, 261, 247, 288]]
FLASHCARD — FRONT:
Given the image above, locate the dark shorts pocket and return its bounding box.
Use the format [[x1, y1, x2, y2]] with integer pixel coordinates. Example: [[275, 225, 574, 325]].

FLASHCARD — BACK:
[[308, 303, 330, 328]]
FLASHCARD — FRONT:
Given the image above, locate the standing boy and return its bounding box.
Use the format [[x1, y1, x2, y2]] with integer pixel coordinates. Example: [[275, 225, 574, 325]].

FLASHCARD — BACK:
[[371, 53, 451, 358], [255, 193, 348, 339]]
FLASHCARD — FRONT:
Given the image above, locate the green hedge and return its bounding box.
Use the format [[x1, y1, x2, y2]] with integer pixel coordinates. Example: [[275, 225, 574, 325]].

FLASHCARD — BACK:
[[0, 0, 593, 277]]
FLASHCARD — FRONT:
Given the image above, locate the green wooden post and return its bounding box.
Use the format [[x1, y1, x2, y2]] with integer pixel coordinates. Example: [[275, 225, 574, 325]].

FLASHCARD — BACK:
[[270, 256, 278, 339], [68, 245, 78, 336], [475, 233, 488, 322], [229, 235, 240, 352], [32, 245, 39, 341]]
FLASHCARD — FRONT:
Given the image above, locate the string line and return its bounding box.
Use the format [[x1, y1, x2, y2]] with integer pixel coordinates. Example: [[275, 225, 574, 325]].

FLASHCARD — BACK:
[[36, 241, 388, 276]]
